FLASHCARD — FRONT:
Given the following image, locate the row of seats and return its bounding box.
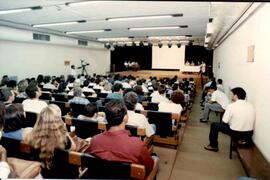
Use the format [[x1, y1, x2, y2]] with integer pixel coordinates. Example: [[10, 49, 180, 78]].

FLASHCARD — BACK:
[[0, 136, 158, 179]]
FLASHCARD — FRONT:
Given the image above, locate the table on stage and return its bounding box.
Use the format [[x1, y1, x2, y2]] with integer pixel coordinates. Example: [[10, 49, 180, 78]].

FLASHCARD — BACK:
[[181, 65, 201, 73]]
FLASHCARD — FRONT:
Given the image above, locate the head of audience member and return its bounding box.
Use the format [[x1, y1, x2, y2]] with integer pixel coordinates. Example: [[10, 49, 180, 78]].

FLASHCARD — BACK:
[[25, 82, 41, 99], [112, 83, 123, 93], [0, 75, 9, 87], [124, 92, 138, 111], [217, 79, 223, 85], [31, 104, 67, 169], [57, 82, 67, 94], [0, 88, 15, 104], [208, 84, 217, 93], [158, 84, 166, 95], [133, 85, 144, 96], [83, 80, 90, 87], [231, 87, 246, 102], [71, 65, 75, 69], [44, 76, 51, 84], [105, 100, 128, 130], [103, 82, 112, 92], [3, 104, 25, 133], [37, 75, 44, 85], [171, 90, 185, 106], [172, 84, 179, 91], [152, 82, 159, 91], [7, 80, 17, 91], [0, 102, 5, 136], [17, 80, 28, 93], [73, 79, 81, 88], [84, 103, 98, 118], [73, 87, 83, 97]]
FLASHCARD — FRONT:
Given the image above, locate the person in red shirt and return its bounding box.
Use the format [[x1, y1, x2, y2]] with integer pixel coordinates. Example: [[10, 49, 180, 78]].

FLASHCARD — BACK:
[[87, 99, 154, 174]]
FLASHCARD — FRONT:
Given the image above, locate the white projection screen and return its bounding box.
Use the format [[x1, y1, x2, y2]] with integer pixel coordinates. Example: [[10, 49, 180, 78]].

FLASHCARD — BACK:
[[152, 45, 185, 69]]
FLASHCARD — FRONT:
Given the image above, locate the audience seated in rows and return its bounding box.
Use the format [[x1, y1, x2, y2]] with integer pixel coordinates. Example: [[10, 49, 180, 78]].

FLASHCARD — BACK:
[[22, 82, 47, 114], [78, 103, 106, 123], [124, 92, 155, 137], [82, 80, 95, 93], [87, 100, 155, 175], [2, 104, 32, 142]]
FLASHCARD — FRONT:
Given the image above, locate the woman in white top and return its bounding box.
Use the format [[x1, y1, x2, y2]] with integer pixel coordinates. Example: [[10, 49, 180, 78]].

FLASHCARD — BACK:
[[158, 90, 184, 114]]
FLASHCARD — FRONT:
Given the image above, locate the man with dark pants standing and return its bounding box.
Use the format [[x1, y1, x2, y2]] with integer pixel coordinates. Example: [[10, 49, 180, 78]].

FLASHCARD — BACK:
[[204, 87, 255, 152]]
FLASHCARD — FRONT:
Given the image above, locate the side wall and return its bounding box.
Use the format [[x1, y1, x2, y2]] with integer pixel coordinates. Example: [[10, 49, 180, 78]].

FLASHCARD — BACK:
[[0, 40, 110, 80], [213, 4, 270, 162]]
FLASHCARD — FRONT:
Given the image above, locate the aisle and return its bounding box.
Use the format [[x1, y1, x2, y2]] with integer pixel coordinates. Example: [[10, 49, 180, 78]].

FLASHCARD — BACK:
[[168, 92, 245, 180]]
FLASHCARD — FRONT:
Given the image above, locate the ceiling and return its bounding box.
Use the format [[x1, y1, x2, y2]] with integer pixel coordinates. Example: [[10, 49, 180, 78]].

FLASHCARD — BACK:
[[0, 0, 253, 48]]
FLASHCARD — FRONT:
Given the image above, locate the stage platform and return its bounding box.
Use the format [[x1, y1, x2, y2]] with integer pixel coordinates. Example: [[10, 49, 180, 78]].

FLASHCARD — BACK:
[[114, 70, 207, 89]]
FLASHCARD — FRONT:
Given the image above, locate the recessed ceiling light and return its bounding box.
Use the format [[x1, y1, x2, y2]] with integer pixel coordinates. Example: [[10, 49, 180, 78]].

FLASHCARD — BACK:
[[66, 29, 111, 34], [106, 14, 183, 22], [0, 6, 42, 15], [128, 26, 180, 31], [33, 20, 86, 28]]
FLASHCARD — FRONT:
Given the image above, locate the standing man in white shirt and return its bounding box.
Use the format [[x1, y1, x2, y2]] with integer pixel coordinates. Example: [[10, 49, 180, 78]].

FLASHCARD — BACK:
[[200, 84, 229, 123], [204, 87, 255, 152], [70, 65, 77, 78]]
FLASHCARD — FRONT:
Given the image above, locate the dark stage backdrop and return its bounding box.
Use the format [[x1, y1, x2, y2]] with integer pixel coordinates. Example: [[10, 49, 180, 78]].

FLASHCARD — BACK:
[[110, 46, 152, 72], [185, 45, 213, 66], [110, 45, 213, 72]]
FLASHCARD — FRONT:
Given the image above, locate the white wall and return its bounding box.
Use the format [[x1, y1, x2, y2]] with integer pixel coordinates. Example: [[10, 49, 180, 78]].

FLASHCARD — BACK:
[[0, 40, 110, 80], [213, 4, 270, 162], [152, 45, 186, 70]]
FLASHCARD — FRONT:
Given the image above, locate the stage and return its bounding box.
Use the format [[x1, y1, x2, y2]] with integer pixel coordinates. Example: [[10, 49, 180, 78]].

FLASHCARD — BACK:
[[114, 70, 207, 89]]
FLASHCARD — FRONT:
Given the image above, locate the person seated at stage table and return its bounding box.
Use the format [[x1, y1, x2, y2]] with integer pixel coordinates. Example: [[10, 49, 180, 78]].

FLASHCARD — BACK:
[[78, 103, 106, 123], [185, 61, 190, 66], [87, 100, 154, 175], [152, 84, 169, 103], [68, 87, 90, 105], [22, 82, 48, 114], [124, 61, 128, 69], [190, 61, 195, 66], [107, 83, 123, 100]]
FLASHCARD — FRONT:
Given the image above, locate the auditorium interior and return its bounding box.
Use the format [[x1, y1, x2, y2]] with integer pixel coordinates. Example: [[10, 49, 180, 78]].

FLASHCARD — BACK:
[[0, 1, 270, 179]]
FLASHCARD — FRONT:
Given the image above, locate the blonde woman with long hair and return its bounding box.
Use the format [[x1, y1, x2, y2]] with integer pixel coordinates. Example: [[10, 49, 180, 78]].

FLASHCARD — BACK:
[[30, 104, 76, 178]]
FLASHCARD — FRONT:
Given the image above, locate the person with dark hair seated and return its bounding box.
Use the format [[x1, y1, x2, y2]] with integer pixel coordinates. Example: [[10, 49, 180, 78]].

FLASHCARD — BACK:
[[2, 104, 32, 142], [87, 100, 154, 175], [124, 92, 155, 137], [43, 76, 57, 90], [107, 83, 123, 100], [82, 80, 95, 94], [22, 82, 47, 114], [204, 87, 256, 152], [0, 102, 10, 178], [200, 84, 229, 123], [151, 84, 169, 103], [133, 85, 146, 102], [7, 80, 18, 96], [78, 103, 106, 123], [0, 88, 15, 107], [16, 79, 28, 98]]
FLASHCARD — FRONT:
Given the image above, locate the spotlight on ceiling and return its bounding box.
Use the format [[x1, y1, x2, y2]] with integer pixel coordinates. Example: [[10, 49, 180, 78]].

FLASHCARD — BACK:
[[177, 43, 181, 48], [158, 43, 163, 48], [168, 43, 172, 48]]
